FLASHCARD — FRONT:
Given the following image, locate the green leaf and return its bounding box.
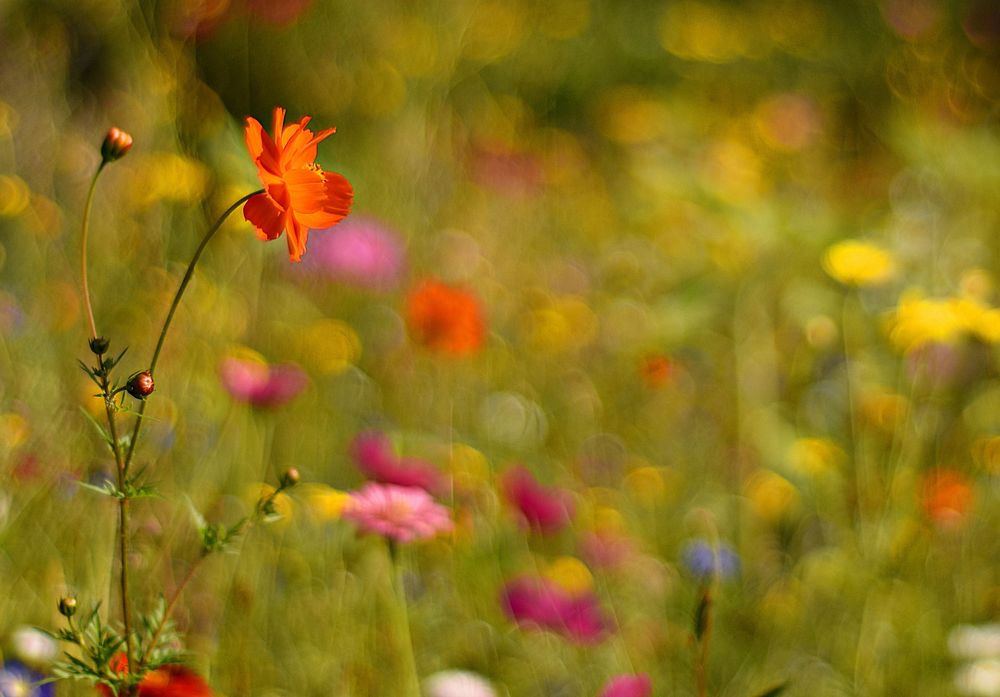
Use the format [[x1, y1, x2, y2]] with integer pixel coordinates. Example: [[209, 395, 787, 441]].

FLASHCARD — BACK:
[[78, 407, 112, 447]]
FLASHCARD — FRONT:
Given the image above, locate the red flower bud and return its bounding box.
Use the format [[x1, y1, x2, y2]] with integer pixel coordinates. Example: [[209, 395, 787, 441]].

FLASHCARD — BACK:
[[126, 371, 155, 399], [101, 127, 133, 162]]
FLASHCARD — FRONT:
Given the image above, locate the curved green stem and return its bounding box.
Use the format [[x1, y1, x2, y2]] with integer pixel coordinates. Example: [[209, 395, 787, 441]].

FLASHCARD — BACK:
[[122, 190, 262, 474], [81, 162, 107, 340]]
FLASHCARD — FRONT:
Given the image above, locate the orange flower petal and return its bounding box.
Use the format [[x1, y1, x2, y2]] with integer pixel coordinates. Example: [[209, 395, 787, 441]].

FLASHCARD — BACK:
[[244, 117, 281, 180], [243, 192, 286, 241]]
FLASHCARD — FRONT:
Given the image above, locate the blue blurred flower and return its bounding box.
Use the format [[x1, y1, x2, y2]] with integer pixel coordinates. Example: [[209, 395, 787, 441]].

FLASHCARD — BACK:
[[682, 541, 740, 582], [0, 660, 54, 697]]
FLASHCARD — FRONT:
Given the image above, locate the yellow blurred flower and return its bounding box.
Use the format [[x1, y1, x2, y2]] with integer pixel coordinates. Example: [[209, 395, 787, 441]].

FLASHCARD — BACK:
[[822, 239, 895, 286], [130, 153, 210, 207], [860, 390, 909, 433], [523, 295, 598, 352], [449, 444, 491, 490], [543, 556, 594, 596], [787, 437, 845, 477], [299, 483, 351, 522], [245, 483, 294, 526], [0, 413, 29, 449], [623, 465, 671, 505], [745, 470, 800, 522], [300, 319, 362, 375], [886, 290, 1000, 351]]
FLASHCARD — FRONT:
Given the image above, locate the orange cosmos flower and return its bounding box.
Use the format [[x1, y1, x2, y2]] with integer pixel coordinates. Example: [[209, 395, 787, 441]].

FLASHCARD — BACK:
[[243, 107, 353, 262], [405, 278, 486, 355]]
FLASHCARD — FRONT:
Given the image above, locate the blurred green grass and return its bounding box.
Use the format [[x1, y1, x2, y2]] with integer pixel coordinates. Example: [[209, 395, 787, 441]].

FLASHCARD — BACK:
[[1, 0, 999, 695]]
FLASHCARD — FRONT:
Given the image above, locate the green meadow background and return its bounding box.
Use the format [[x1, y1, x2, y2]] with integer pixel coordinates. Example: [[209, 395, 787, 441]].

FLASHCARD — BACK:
[[0, 0, 999, 695]]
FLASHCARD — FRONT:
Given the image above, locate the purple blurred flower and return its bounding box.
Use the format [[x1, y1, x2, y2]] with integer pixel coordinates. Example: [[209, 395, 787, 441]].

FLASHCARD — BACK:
[[350, 430, 445, 494], [0, 660, 53, 697], [500, 465, 575, 534], [682, 540, 740, 582], [500, 576, 609, 644], [219, 355, 307, 408], [599, 674, 652, 697], [302, 216, 406, 291]]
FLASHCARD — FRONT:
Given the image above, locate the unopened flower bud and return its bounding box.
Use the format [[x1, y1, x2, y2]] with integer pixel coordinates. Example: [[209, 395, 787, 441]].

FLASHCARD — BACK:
[[126, 371, 155, 399], [101, 127, 133, 162], [58, 595, 78, 617], [281, 467, 301, 488], [89, 336, 110, 355]]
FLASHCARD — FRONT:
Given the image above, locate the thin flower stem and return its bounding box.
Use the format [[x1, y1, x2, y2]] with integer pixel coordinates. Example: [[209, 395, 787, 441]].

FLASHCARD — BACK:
[[388, 542, 422, 697], [122, 190, 263, 475], [138, 552, 206, 668], [80, 162, 107, 340]]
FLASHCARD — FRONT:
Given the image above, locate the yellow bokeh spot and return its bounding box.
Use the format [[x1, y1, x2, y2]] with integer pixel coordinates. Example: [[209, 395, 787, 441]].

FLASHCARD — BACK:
[[0, 175, 31, 217], [379, 17, 439, 76], [299, 483, 351, 522], [702, 139, 764, 203], [544, 556, 594, 596], [860, 390, 909, 434], [246, 483, 294, 526], [624, 466, 669, 504], [595, 87, 671, 145], [822, 239, 896, 287], [745, 470, 800, 522], [462, 1, 526, 62], [131, 153, 210, 207], [449, 443, 490, 489], [355, 61, 407, 117], [972, 436, 1000, 475], [0, 413, 29, 449], [886, 290, 1000, 351], [537, 0, 590, 39], [524, 295, 598, 352], [804, 314, 839, 349], [787, 437, 845, 477], [300, 319, 361, 375], [659, 1, 753, 63], [591, 504, 626, 534]]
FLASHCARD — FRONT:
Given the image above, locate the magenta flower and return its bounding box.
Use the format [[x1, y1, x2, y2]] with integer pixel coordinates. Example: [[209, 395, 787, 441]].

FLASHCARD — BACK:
[[350, 431, 445, 494], [500, 576, 609, 644], [598, 674, 652, 697], [500, 465, 575, 534], [343, 483, 453, 543], [300, 216, 406, 291], [219, 355, 307, 407]]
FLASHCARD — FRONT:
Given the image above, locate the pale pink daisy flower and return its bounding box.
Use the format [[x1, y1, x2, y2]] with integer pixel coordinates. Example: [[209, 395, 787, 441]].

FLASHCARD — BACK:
[[343, 483, 453, 543]]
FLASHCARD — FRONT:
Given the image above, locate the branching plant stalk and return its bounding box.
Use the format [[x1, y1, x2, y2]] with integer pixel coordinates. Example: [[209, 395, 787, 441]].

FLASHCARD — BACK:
[[121, 189, 263, 476]]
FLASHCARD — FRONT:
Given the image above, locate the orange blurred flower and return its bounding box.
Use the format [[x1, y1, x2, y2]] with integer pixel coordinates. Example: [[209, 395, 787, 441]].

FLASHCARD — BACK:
[[97, 654, 212, 697], [405, 279, 486, 355], [922, 469, 974, 526], [243, 107, 353, 262], [639, 354, 673, 388]]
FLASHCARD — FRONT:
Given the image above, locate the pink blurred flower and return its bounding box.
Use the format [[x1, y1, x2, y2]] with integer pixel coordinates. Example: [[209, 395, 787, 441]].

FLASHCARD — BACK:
[[500, 465, 575, 534], [301, 216, 406, 291], [343, 483, 453, 543], [350, 431, 445, 493], [219, 355, 307, 407], [500, 576, 609, 644], [579, 531, 636, 570], [599, 674, 652, 697]]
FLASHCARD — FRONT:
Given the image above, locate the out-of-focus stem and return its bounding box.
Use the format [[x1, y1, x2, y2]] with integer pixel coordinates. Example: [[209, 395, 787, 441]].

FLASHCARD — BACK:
[[388, 542, 421, 697]]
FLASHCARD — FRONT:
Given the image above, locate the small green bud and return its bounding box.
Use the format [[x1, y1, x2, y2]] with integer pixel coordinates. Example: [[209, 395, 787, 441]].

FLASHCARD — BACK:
[[58, 595, 78, 617], [89, 337, 110, 354]]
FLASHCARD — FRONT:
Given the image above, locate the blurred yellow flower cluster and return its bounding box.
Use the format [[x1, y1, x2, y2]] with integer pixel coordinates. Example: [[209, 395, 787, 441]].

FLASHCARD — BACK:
[[886, 290, 1000, 351]]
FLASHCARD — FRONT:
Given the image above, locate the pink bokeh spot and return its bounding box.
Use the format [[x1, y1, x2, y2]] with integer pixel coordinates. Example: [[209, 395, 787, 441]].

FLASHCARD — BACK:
[[350, 430, 446, 494], [219, 356, 307, 408], [301, 216, 406, 291], [599, 674, 652, 697], [500, 576, 609, 644], [500, 465, 575, 534]]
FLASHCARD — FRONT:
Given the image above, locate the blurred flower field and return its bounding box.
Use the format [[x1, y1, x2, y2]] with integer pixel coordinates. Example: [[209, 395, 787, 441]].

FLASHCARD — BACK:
[[1, 0, 999, 695]]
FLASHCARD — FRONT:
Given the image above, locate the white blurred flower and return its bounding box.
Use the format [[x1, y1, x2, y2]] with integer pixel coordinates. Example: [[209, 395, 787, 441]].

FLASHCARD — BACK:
[[956, 658, 1000, 697], [951, 625, 1000, 660], [10, 626, 58, 664], [423, 670, 496, 697]]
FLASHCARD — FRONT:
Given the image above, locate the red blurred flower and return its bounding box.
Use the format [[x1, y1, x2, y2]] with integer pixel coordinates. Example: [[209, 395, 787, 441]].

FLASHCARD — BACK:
[[500, 465, 574, 534], [922, 468, 974, 526], [243, 107, 353, 262], [639, 354, 673, 388], [350, 430, 445, 493], [500, 576, 609, 644], [405, 279, 486, 355], [96, 654, 212, 697]]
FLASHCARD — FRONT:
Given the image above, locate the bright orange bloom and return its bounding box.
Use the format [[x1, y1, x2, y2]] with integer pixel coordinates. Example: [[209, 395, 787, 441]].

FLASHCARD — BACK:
[[405, 278, 486, 355], [243, 107, 353, 262], [921, 468, 974, 526]]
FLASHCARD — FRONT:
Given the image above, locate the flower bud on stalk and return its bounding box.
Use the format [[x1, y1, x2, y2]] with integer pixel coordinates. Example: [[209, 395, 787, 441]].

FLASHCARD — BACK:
[[280, 467, 301, 489], [58, 595, 78, 618], [101, 127, 133, 163], [89, 336, 110, 355], [126, 371, 155, 399]]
